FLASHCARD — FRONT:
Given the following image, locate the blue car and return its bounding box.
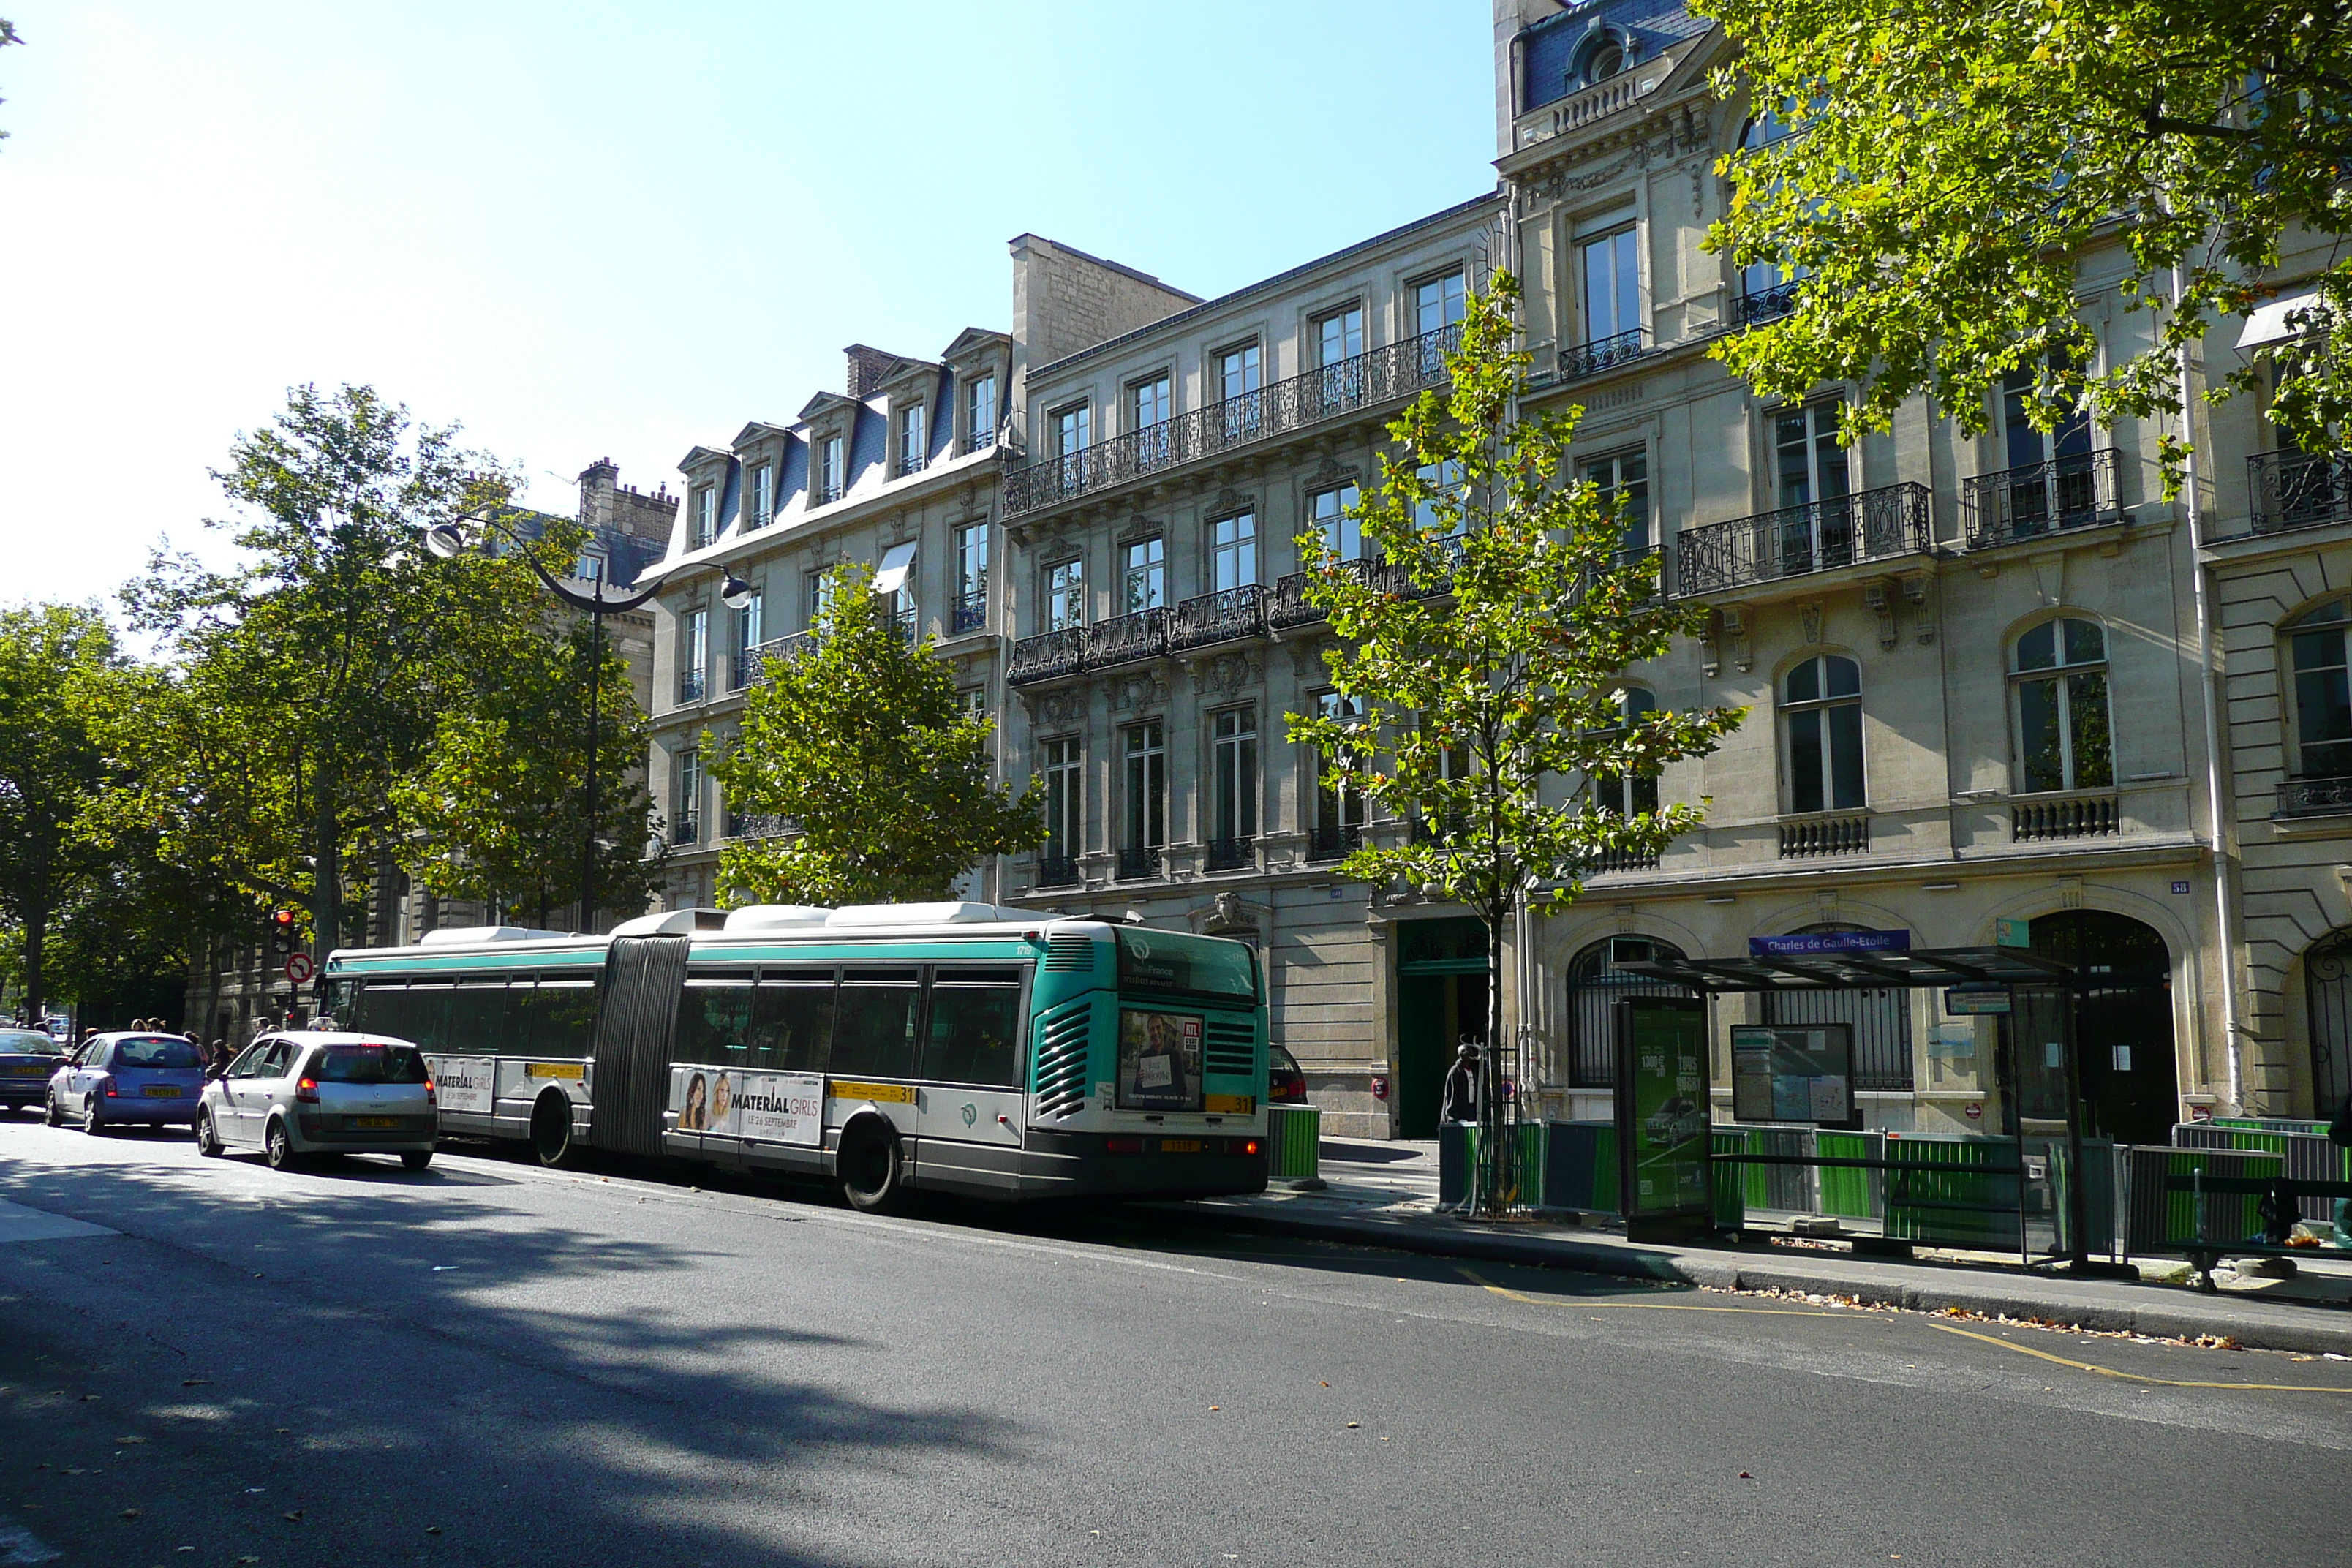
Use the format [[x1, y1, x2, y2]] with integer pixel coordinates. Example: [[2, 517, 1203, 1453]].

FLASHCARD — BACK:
[[45, 1033, 209, 1132], [0, 1028, 68, 1113]]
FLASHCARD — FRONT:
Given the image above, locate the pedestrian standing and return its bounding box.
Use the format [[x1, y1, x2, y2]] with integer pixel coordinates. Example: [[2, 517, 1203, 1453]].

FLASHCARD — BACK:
[[1441, 1041, 1482, 1126], [206, 1039, 233, 1080]]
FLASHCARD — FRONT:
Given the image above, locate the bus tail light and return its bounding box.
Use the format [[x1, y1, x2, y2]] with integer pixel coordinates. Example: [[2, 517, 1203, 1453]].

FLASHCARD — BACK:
[[1105, 1136, 1146, 1155], [295, 1076, 320, 1104], [1232, 1138, 1261, 1156]]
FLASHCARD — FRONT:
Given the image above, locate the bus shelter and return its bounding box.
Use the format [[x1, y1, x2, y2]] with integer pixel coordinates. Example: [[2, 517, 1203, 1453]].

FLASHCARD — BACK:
[[1615, 942, 2127, 1275]]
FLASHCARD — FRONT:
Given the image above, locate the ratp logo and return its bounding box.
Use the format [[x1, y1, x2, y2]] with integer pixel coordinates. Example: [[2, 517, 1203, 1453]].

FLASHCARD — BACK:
[[960, 1102, 977, 1128]]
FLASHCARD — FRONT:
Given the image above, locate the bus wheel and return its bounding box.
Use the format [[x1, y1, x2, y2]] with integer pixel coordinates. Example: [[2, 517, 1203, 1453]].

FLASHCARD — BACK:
[[530, 1093, 575, 1168], [838, 1122, 903, 1213]]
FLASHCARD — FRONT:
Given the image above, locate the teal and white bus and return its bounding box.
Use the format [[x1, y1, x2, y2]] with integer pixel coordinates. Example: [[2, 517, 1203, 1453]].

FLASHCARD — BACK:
[[321, 902, 1269, 1208]]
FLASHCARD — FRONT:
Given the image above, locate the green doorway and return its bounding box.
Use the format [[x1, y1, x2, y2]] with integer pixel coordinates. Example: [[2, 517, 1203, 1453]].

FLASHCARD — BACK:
[[1395, 918, 1490, 1139], [2030, 911, 2178, 1145]]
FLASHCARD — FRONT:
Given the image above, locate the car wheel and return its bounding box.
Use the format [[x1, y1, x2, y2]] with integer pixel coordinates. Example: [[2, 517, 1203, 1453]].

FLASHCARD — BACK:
[[837, 1120, 904, 1214], [195, 1110, 224, 1158], [401, 1149, 433, 1171], [43, 1093, 62, 1128], [529, 1094, 574, 1168], [81, 1094, 105, 1136], [264, 1119, 297, 1172]]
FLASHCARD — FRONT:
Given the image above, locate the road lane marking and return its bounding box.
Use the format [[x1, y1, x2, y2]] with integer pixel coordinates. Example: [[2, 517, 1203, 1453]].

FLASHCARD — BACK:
[[1925, 1322, 2352, 1394], [1456, 1265, 1852, 1316]]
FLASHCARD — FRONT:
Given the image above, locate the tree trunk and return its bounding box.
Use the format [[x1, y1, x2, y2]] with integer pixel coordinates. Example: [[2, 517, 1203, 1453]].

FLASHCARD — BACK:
[[20, 902, 46, 1028], [310, 772, 341, 1017]]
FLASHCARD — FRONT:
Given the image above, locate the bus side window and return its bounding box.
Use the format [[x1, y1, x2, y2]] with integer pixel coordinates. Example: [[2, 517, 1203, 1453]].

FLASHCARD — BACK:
[[924, 971, 1024, 1088], [405, 987, 455, 1053], [504, 978, 540, 1058], [677, 978, 753, 1069], [751, 973, 833, 1074], [449, 980, 510, 1054], [833, 969, 920, 1080], [355, 983, 399, 1039], [538, 979, 598, 1059]]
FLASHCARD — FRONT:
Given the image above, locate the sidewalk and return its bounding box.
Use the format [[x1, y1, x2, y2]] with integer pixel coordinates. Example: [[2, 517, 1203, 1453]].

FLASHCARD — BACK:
[[1164, 1137, 2352, 1358]]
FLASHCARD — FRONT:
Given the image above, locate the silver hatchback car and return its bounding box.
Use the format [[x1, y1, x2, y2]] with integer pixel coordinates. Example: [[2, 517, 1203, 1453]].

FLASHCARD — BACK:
[[197, 1032, 439, 1171]]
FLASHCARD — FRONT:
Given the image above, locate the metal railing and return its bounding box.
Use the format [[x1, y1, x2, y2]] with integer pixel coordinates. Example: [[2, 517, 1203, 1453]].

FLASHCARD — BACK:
[[1007, 626, 1087, 685], [725, 810, 797, 840], [736, 633, 813, 689], [676, 670, 707, 704], [968, 426, 996, 452], [2011, 792, 2120, 843], [1558, 328, 1647, 382], [1676, 481, 1931, 595], [1205, 837, 1255, 872], [2277, 775, 2352, 819], [899, 452, 927, 478], [1116, 845, 1163, 881], [1088, 606, 1169, 670], [745, 507, 774, 531], [2246, 449, 2352, 538], [669, 814, 701, 846], [1169, 586, 1267, 652], [951, 590, 987, 636], [1307, 823, 1362, 862], [1005, 322, 1462, 516], [1778, 812, 1870, 859], [1733, 281, 1800, 328], [816, 479, 845, 505], [1034, 855, 1081, 889], [1962, 448, 2122, 548]]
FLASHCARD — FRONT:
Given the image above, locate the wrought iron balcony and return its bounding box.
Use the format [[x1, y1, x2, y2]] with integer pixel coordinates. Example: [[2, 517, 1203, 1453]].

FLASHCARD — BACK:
[[898, 452, 927, 478], [669, 813, 701, 846], [1962, 448, 2122, 549], [2011, 792, 2119, 843], [1307, 823, 1362, 862], [725, 809, 797, 841], [816, 479, 845, 505], [735, 633, 813, 689], [1169, 585, 1267, 652], [1733, 281, 1799, 328], [1007, 626, 1088, 686], [1204, 837, 1256, 872], [951, 590, 987, 636], [2245, 449, 2352, 538], [1558, 328, 1647, 382], [1034, 854, 1081, 889], [676, 669, 707, 705], [968, 426, 996, 452], [1778, 811, 1869, 859], [1005, 322, 1462, 516], [1088, 606, 1169, 670], [1116, 845, 1163, 881], [1675, 481, 1931, 595], [745, 507, 774, 532], [2277, 775, 2352, 819]]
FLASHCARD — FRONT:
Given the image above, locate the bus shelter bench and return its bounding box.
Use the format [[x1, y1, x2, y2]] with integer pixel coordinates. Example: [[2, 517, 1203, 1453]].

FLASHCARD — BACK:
[[2158, 1173, 2352, 1293]]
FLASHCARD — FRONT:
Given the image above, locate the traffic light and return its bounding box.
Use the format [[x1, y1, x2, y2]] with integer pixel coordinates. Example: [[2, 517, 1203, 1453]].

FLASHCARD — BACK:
[[268, 908, 300, 955]]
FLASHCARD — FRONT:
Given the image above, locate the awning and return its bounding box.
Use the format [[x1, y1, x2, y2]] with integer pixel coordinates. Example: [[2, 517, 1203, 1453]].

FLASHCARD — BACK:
[[872, 540, 916, 596], [2238, 290, 2322, 350], [1620, 945, 2073, 993]]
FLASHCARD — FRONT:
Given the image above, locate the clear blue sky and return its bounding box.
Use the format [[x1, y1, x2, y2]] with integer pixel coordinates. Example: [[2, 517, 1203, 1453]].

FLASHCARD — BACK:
[[0, 1, 1497, 610]]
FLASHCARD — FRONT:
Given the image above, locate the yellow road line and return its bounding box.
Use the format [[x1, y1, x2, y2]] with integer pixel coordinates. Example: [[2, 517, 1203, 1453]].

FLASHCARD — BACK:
[[1926, 1321, 2352, 1394], [1456, 1265, 1852, 1316]]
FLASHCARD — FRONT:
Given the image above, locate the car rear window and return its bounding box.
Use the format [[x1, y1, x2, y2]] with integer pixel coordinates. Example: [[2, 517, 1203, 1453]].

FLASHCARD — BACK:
[[113, 1037, 203, 1068], [0, 1030, 62, 1056], [314, 1044, 430, 1084]]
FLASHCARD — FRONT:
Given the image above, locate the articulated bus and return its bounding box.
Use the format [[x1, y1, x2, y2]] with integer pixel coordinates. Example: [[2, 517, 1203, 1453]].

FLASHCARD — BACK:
[[321, 902, 1270, 1207]]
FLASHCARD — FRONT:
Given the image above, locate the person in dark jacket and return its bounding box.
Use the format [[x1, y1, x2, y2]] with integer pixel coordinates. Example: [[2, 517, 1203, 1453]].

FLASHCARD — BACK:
[[1441, 1042, 1482, 1126]]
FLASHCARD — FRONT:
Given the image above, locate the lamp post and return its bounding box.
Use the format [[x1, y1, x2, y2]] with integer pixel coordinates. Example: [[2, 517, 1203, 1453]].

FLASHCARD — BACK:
[[425, 510, 753, 932]]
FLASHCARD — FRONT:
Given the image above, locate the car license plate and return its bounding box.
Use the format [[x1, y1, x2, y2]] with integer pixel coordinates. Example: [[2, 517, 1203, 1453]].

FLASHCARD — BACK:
[[352, 1117, 401, 1128], [141, 1086, 182, 1098], [1158, 1138, 1202, 1153], [6, 1064, 46, 1075]]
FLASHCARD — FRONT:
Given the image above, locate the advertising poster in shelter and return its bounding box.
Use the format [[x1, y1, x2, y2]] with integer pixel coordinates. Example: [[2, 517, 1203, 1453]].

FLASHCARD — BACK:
[[1615, 997, 1712, 1223], [1729, 1025, 1859, 1129]]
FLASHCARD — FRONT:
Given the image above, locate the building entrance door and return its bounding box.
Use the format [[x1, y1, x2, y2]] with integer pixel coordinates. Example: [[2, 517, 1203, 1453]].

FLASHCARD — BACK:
[[1395, 918, 1490, 1139], [2302, 932, 2352, 1116], [2029, 911, 2177, 1145]]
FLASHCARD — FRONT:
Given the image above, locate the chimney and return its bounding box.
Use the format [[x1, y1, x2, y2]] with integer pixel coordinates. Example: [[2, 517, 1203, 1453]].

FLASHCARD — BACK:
[[843, 344, 902, 401]]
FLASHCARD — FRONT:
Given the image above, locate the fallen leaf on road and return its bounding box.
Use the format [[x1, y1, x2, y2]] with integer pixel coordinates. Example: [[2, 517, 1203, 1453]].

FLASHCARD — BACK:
[[1207, 1406, 1219, 1411], [1739, 1472, 1753, 1480], [1319, 1382, 1328, 1387], [283, 1510, 303, 1522], [77, 1395, 97, 1403], [119, 1508, 140, 1520], [180, 1380, 209, 1388], [1346, 1422, 1360, 1429], [426, 1525, 441, 1535], [116, 1436, 146, 1444]]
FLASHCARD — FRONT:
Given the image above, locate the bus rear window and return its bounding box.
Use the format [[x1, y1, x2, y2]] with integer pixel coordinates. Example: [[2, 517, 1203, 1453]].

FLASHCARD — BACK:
[[1114, 929, 1257, 1001]]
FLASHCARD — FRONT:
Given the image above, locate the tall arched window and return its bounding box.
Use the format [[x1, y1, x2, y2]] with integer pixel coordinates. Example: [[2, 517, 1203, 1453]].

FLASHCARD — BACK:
[[1781, 655, 1863, 813], [1564, 935, 1688, 1088], [1589, 687, 1659, 816], [2013, 617, 2112, 792], [2284, 598, 2352, 780]]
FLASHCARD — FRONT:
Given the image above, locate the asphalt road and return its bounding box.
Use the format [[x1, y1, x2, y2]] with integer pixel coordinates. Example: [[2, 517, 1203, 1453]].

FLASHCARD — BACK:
[[0, 1115, 2347, 1568]]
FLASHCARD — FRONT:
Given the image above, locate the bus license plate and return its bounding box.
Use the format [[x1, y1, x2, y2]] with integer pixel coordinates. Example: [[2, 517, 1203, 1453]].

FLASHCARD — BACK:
[[141, 1086, 182, 1098], [352, 1116, 401, 1128], [1159, 1139, 1202, 1153]]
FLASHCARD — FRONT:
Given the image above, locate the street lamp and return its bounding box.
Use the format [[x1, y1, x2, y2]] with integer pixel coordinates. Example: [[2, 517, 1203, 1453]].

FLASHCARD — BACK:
[[426, 508, 689, 934]]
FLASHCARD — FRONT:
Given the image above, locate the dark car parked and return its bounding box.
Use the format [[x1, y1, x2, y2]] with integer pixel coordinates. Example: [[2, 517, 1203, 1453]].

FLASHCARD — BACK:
[[0, 1028, 67, 1113], [1268, 1043, 1308, 1105]]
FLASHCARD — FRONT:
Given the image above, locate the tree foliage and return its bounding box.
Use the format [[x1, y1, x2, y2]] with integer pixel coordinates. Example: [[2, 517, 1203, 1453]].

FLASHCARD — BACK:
[[1286, 273, 1742, 1144], [711, 562, 1042, 908], [1700, 0, 2352, 474]]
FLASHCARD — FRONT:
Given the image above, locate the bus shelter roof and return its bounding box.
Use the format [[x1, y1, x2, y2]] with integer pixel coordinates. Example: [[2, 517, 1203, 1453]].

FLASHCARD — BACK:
[[1616, 946, 2074, 994]]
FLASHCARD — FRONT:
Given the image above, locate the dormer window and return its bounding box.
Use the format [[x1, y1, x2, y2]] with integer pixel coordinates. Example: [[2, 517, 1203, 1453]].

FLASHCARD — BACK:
[[899, 402, 927, 476], [747, 463, 774, 528], [967, 374, 998, 451], [1583, 39, 1623, 83], [818, 435, 845, 503]]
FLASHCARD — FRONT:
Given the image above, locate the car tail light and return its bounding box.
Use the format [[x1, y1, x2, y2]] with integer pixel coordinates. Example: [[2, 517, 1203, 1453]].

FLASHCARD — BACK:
[[1105, 1136, 1145, 1154], [295, 1076, 320, 1104], [423, 1077, 437, 1106], [103, 1079, 118, 1098]]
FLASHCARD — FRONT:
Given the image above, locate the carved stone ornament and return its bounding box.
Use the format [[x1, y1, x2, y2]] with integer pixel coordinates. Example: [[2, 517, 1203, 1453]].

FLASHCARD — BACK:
[[1904, 574, 1935, 646], [1862, 581, 1898, 652], [1797, 601, 1823, 647], [1210, 487, 1256, 516], [1109, 674, 1169, 713], [1198, 652, 1261, 700], [1310, 456, 1359, 489], [1028, 687, 1085, 727]]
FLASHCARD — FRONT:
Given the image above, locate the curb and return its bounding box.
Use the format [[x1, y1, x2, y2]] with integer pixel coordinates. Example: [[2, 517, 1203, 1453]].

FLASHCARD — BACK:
[[1165, 1200, 2352, 1359]]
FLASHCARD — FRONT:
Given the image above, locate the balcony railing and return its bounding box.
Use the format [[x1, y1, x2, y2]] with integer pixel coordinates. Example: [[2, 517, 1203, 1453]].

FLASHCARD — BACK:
[[735, 633, 814, 689], [677, 669, 707, 705], [1204, 837, 1256, 872], [1034, 854, 1081, 889], [1963, 448, 2122, 549], [1307, 823, 1362, 862], [951, 590, 987, 636], [2011, 792, 2119, 843], [1005, 322, 1463, 516], [1007, 626, 1088, 685], [1779, 811, 1869, 859], [816, 479, 845, 505], [968, 426, 996, 452], [1676, 481, 1931, 595], [1116, 845, 1163, 881], [1733, 281, 1800, 328], [1088, 606, 1169, 670], [1580, 845, 1663, 876], [2277, 775, 2352, 819], [1169, 586, 1267, 652], [2246, 449, 2352, 538], [725, 809, 797, 840], [669, 813, 701, 847], [1558, 328, 1647, 382]]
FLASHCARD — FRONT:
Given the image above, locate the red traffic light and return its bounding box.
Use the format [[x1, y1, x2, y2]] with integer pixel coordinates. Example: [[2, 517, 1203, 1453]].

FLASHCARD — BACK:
[[271, 909, 297, 930]]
